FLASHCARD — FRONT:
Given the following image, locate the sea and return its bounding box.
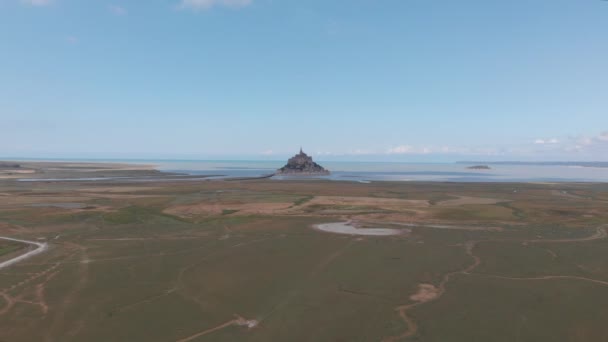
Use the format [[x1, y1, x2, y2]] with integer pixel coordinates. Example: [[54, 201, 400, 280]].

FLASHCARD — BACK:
[[152, 160, 608, 183], [8, 159, 608, 183]]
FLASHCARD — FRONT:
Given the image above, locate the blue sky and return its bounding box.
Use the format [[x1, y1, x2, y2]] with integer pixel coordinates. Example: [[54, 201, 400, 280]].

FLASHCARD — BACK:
[[1, 0, 607, 161]]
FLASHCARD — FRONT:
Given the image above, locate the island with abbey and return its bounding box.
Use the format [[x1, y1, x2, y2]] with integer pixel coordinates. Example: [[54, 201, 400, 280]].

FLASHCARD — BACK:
[[276, 148, 330, 175]]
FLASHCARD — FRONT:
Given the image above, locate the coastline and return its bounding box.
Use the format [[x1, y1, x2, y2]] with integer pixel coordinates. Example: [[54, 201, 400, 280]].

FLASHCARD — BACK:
[[0, 160, 172, 181], [2, 159, 608, 183]]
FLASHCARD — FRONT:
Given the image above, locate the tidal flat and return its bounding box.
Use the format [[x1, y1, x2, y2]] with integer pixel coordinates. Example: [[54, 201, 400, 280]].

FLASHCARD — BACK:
[[1, 161, 608, 341]]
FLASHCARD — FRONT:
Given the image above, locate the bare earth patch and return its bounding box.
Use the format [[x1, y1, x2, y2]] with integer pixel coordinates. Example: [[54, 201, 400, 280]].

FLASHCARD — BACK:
[[165, 195, 429, 218], [410, 283, 440, 303], [0, 169, 35, 179], [550, 189, 587, 200], [314, 222, 407, 236], [78, 192, 162, 199], [436, 195, 507, 206], [383, 221, 504, 232], [307, 196, 429, 208], [165, 202, 293, 216], [355, 214, 504, 231], [77, 186, 162, 193], [1, 196, 95, 207]]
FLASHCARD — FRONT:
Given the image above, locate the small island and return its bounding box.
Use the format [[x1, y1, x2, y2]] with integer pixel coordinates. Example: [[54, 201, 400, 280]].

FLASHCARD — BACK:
[[467, 165, 491, 170], [0, 163, 20, 169], [276, 148, 330, 175]]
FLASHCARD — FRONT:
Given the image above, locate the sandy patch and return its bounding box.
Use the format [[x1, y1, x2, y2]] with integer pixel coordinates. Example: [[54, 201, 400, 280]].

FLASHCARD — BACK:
[[356, 214, 503, 231], [78, 192, 161, 199], [383, 221, 503, 232], [436, 195, 506, 206], [164, 202, 293, 216], [1, 196, 94, 206], [314, 222, 406, 236], [20, 202, 112, 212], [0, 169, 36, 179], [0, 169, 35, 174], [235, 317, 259, 328], [159, 195, 473, 219], [0, 222, 28, 235], [308, 196, 429, 208], [38, 162, 154, 171], [77, 186, 162, 193], [27, 203, 87, 209], [355, 213, 431, 224], [550, 190, 586, 200], [410, 284, 440, 303]]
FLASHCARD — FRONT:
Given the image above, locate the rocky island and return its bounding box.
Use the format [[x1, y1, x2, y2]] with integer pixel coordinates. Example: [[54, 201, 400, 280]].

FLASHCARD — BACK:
[[0, 163, 20, 169], [276, 148, 330, 175], [467, 165, 491, 170]]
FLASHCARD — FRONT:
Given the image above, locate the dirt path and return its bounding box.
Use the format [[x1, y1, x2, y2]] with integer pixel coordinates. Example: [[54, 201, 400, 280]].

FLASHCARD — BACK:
[[0, 292, 15, 315], [384, 241, 480, 342], [378, 221, 503, 232], [550, 190, 590, 201], [259, 239, 356, 324], [526, 225, 607, 244], [174, 314, 258, 342], [436, 195, 506, 207], [0, 262, 60, 317], [0, 236, 48, 270], [483, 274, 608, 287], [46, 245, 90, 341], [385, 225, 607, 341], [477, 225, 608, 288], [2, 262, 60, 293]]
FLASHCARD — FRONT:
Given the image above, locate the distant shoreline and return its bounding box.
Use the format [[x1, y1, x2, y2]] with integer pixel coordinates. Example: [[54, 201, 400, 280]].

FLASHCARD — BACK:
[[457, 161, 608, 168], [4, 157, 608, 168], [3, 159, 608, 183]]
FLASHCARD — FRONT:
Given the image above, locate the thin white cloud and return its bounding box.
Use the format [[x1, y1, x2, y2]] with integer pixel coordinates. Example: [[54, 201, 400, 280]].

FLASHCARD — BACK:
[[109, 5, 127, 16], [579, 132, 608, 149], [21, 0, 52, 6], [385, 144, 501, 156], [386, 145, 435, 155], [529, 131, 608, 156], [387, 145, 413, 154], [317, 131, 608, 159], [261, 149, 274, 155], [179, 0, 252, 10], [534, 138, 559, 145], [350, 149, 374, 155]]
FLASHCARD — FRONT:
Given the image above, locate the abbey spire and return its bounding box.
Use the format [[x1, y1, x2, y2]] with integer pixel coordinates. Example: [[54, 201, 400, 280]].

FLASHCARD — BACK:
[[276, 148, 330, 175]]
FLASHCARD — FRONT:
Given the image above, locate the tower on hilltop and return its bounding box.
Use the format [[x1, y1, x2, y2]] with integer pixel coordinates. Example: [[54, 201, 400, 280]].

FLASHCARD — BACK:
[[276, 148, 330, 175]]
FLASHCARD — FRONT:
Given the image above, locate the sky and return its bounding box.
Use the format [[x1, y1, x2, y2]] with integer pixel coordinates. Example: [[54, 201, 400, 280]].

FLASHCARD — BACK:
[[1, 0, 607, 161]]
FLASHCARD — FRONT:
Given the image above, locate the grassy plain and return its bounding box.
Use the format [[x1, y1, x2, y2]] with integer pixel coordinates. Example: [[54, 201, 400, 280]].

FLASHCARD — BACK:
[[1, 162, 608, 341]]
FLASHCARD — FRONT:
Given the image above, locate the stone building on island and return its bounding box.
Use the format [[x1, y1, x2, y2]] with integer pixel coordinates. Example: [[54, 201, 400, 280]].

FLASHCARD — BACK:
[[276, 148, 330, 175]]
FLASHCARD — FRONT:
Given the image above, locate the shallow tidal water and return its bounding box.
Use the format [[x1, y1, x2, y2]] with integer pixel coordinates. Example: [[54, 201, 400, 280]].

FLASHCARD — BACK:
[[10, 159, 608, 183], [155, 160, 608, 183]]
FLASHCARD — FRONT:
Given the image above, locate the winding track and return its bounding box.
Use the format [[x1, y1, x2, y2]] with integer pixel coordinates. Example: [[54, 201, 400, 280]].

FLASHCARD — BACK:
[[385, 225, 608, 341], [174, 315, 258, 342], [0, 237, 48, 270], [384, 242, 480, 342]]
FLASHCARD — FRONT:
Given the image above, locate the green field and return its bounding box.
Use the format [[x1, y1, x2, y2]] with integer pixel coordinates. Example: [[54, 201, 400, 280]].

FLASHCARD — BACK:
[[1, 166, 608, 341], [0, 243, 22, 257]]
